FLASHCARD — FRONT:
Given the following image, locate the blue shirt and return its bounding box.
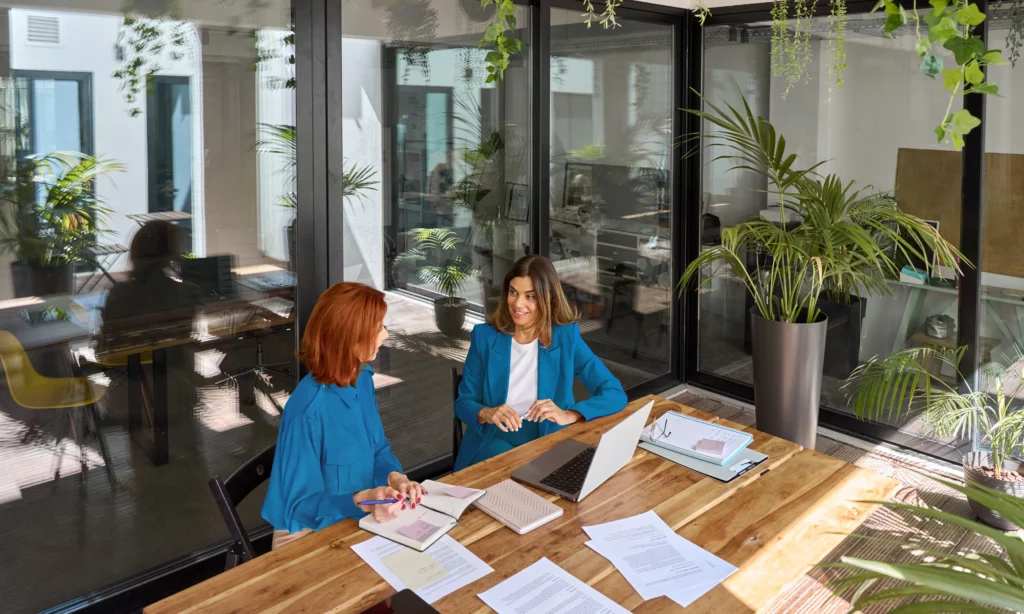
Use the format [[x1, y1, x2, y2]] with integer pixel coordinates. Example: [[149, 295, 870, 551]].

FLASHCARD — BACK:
[[261, 367, 402, 534]]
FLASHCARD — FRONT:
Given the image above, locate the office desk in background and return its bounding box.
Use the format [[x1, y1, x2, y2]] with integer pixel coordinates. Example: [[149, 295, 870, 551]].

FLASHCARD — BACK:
[[145, 395, 898, 614]]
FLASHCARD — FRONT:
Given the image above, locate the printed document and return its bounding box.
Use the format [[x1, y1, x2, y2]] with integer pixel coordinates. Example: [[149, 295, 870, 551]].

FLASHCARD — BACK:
[[583, 511, 737, 602], [477, 557, 629, 614], [351, 535, 492, 604]]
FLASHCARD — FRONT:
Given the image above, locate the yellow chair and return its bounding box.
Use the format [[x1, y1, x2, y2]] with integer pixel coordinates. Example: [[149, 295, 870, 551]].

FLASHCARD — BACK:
[[0, 330, 113, 484]]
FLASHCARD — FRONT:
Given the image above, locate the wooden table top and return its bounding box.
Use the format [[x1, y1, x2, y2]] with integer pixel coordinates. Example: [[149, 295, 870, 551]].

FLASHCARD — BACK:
[[146, 395, 899, 614]]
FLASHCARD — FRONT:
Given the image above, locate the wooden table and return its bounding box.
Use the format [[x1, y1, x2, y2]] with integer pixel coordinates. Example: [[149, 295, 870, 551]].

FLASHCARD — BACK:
[[146, 396, 899, 614]]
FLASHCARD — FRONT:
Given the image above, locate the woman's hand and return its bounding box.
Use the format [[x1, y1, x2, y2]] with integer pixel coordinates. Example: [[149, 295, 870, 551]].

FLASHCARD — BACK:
[[354, 486, 404, 523], [478, 404, 523, 432], [527, 400, 582, 426], [388, 472, 426, 508]]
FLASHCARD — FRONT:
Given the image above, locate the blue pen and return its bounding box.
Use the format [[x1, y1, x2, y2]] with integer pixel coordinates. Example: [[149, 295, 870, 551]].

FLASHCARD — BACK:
[[357, 497, 402, 505]]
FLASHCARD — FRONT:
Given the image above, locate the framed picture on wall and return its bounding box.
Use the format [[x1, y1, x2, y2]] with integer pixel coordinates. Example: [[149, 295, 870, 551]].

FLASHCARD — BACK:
[[506, 182, 529, 222]]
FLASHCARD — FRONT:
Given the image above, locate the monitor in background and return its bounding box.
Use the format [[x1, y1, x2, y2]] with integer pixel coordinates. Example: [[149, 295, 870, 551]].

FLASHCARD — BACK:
[[180, 254, 237, 300]]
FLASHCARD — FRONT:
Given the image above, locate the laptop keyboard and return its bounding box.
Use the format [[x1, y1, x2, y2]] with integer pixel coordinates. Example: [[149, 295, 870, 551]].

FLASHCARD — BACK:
[[540, 447, 596, 494]]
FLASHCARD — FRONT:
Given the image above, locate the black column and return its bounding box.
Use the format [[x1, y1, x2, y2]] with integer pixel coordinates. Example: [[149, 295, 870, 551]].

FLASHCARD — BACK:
[[530, 0, 551, 256]]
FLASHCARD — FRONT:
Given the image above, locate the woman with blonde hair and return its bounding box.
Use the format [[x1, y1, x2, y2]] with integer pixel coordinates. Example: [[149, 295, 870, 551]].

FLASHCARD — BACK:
[[453, 255, 626, 470]]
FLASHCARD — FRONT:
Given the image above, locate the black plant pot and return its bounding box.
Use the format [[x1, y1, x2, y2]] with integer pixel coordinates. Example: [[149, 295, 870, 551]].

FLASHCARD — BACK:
[[286, 220, 297, 272], [963, 452, 1024, 531], [751, 307, 828, 449], [434, 297, 467, 338], [819, 295, 867, 380], [11, 261, 76, 298]]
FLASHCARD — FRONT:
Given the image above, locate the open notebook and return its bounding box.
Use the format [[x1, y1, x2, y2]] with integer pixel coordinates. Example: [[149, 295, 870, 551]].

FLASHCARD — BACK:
[[358, 480, 486, 551]]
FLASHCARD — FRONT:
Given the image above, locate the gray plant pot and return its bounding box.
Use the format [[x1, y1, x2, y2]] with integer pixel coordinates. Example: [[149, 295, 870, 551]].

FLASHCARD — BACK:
[[750, 307, 828, 449], [11, 261, 76, 298], [434, 297, 467, 338], [963, 451, 1024, 531]]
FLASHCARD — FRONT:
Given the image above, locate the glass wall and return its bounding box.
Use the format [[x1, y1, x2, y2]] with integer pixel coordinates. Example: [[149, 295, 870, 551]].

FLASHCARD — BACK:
[[340, 0, 532, 469], [0, 2, 296, 611], [699, 17, 969, 455], [548, 9, 674, 389], [979, 17, 1024, 405]]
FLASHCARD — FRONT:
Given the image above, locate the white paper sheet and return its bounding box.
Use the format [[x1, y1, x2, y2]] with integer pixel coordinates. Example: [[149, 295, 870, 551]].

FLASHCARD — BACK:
[[477, 557, 629, 614], [351, 535, 492, 604], [583, 511, 737, 602]]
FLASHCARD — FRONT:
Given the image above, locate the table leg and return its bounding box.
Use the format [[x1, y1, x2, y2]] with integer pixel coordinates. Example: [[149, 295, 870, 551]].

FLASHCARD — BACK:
[[152, 348, 169, 466], [128, 350, 169, 466]]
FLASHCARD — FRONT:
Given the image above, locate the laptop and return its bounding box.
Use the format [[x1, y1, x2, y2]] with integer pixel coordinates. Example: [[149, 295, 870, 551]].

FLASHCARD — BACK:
[[511, 401, 654, 502]]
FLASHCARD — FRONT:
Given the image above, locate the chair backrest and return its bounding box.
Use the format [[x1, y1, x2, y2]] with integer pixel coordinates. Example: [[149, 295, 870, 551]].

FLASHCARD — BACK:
[[0, 330, 53, 406], [450, 368, 463, 463], [208, 443, 275, 570]]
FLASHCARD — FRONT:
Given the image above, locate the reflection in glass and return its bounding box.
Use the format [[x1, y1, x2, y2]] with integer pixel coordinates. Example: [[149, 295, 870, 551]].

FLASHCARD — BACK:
[[548, 9, 674, 389], [0, 3, 297, 611]]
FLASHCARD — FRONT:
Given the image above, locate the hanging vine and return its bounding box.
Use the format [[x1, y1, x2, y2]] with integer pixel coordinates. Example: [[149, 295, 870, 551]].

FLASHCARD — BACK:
[[770, 0, 791, 80], [827, 0, 848, 96], [113, 0, 193, 117], [1005, 0, 1024, 66], [582, 0, 624, 29], [385, 0, 439, 82]]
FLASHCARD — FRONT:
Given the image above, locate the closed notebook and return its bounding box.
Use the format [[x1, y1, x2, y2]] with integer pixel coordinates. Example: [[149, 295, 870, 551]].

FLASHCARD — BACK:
[[358, 481, 486, 551], [640, 411, 752, 466], [473, 479, 563, 535]]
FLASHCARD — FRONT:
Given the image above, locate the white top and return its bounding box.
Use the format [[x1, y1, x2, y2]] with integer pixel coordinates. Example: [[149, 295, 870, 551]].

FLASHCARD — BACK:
[[507, 338, 539, 417]]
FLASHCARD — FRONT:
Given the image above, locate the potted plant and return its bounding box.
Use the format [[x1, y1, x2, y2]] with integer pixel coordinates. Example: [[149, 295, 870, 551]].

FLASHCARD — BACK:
[[0, 151, 123, 297], [395, 227, 479, 338], [847, 347, 1024, 529], [830, 478, 1024, 611], [256, 124, 376, 270], [794, 175, 961, 378]]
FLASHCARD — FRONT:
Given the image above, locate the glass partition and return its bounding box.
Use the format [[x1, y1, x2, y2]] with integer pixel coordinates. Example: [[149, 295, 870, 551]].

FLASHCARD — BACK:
[[699, 18, 968, 455], [0, 2, 296, 610]]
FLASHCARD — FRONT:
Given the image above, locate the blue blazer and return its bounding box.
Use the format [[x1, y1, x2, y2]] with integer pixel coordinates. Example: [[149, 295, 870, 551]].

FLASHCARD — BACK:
[[261, 367, 402, 534], [454, 322, 627, 471]]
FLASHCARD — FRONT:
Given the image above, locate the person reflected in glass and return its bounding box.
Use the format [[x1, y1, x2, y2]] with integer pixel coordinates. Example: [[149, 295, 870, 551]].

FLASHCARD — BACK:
[[99, 220, 205, 354], [262, 282, 425, 550], [453, 255, 627, 471]]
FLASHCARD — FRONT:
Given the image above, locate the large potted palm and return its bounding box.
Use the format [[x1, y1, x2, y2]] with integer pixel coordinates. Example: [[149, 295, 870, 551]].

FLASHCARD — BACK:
[[847, 348, 1024, 529], [395, 227, 479, 338], [678, 92, 961, 448], [0, 151, 123, 297]]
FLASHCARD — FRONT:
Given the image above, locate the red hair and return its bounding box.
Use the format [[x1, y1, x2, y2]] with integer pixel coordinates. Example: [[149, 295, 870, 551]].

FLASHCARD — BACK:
[[299, 282, 386, 387]]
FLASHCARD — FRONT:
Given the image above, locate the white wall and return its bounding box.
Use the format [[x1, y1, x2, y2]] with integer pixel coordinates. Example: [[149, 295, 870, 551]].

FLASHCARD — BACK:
[[10, 9, 203, 268]]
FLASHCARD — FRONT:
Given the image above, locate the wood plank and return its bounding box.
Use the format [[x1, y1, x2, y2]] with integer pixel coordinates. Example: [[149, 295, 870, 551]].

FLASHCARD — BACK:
[[146, 395, 897, 614]]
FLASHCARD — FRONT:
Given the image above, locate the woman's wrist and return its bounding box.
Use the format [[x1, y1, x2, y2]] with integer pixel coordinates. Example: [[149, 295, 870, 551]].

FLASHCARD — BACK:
[[567, 410, 583, 424], [477, 407, 491, 424]]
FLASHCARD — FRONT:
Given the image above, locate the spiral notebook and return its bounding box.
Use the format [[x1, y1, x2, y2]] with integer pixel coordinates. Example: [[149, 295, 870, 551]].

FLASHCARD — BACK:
[[473, 479, 563, 535], [358, 480, 486, 551], [640, 411, 753, 466]]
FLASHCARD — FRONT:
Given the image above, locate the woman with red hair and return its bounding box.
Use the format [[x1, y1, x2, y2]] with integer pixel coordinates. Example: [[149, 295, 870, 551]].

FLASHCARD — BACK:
[[262, 282, 425, 549]]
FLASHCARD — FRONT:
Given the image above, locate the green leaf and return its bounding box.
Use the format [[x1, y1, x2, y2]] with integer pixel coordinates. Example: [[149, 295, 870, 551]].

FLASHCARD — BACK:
[[934, 124, 947, 142], [920, 52, 943, 76], [957, 3, 986, 26], [953, 108, 982, 134], [871, 0, 886, 12], [964, 59, 984, 84], [969, 81, 999, 95], [951, 131, 965, 149], [884, 0, 900, 14], [944, 35, 985, 64], [941, 68, 963, 90], [915, 38, 931, 57], [982, 49, 1008, 65], [885, 13, 905, 35], [924, 9, 943, 26], [930, 16, 959, 43], [929, 0, 949, 12]]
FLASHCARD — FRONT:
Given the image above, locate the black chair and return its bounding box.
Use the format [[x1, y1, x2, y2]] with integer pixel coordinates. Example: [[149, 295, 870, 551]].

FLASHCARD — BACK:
[[451, 368, 464, 463], [208, 444, 276, 570]]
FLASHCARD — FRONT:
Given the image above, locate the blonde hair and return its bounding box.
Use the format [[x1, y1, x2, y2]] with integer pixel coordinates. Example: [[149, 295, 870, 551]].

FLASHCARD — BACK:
[[486, 255, 578, 347]]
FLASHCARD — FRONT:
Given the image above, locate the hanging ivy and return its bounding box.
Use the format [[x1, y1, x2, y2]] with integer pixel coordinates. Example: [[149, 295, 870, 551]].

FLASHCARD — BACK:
[[827, 0, 848, 95], [771, 0, 818, 97], [880, 0, 1003, 149], [1006, 0, 1024, 66], [478, 0, 524, 82], [113, 1, 193, 117], [583, 0, 624, 29], [385, 0, 439, 82]]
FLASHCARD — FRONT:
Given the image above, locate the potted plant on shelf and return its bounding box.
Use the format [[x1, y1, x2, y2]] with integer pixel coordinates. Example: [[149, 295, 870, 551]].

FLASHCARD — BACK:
[[829, 478, 1024, 611], [395, 227, 479, 338], [846, 347, 1024, 529], [677, 92, 961, 448], [0, 151, 123, 297]]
